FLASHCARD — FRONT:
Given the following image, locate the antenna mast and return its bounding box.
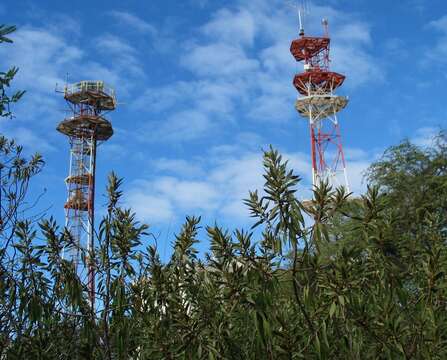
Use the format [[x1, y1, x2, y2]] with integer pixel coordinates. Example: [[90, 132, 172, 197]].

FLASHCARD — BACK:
[[322, 18, 329, 38], [57, 81, 117, 308], [298, 9, 304, 36], [290, 13, 350, 192], [297, 0, 308, 36]]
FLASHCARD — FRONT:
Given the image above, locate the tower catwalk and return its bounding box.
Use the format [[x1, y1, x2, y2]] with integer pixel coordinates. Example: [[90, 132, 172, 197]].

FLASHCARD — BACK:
[[57, 81, 116, 306], [291, 19, 350, 191]]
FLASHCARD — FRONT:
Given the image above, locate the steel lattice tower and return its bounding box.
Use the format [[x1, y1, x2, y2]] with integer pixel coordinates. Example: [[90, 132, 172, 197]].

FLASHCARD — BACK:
[[57, 81, 116, 306], [291, 19, 350, 191]]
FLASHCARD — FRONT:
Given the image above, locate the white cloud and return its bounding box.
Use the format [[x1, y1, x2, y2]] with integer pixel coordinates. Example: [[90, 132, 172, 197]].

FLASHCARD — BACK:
[[331, 45, 383, 88], [201, 8, 256, 46], [151, 110, 215, 142], [330, 20, 382, 87], [125, 149, 265, 224], [429, 15, 447, 32], [409, 0, 426, 13], [284, 151, 312, 182], [44, 14, 82, 37], [0, 120, 55, 154], [101, 143, 128, 160], [125, 176, 220, 224], [344, 147, 369, 161], [126, 191, 174, 224], [411, 127, 440, 147], [135, 79, 240, 116], [247, 71, 296, 122], [182, 42, 259, 78], [346, 159, 372, 195], [190, 0, 208, 9], [133, 77, 252, 143], [107, 11, 157, 35], [133, 82, 190, 113], [207, 131, 264, 158], [96, 34, 137, 54], [333, 23, 372, 44], [196, 80, 242, 114], [425, 15, 447, 64], [94, 34, 144, 78], [154, 177, 219, 210], [260, 42, 293, 73], [209, 153, 264, 197], [3, 28, 83, 95], [152, 158, 205, 177]]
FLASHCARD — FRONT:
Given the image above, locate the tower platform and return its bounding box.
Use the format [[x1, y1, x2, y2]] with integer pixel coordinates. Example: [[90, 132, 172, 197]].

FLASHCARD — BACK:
[[65, 174, 92, 185], [64, 81, 116, 110], [295, 95, 348, 119], [57, 115, 113, 140], [293, 71, 345, 95]]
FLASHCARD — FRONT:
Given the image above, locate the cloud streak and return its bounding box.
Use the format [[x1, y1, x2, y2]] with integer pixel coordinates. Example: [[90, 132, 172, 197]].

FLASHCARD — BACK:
[[108, 11, 157, 35]]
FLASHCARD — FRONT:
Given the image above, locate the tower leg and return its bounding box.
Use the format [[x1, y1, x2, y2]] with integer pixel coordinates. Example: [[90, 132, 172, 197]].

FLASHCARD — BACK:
[[87, 135, 97, 309]]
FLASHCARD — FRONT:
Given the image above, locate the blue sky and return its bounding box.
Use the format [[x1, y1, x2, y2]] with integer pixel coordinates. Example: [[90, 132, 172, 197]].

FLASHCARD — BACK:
[[0, 0, 446, 254]]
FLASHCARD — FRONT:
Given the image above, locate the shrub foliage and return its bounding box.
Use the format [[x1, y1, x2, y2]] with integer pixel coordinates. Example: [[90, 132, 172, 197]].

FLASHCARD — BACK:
[[0, 137, 445, 359]]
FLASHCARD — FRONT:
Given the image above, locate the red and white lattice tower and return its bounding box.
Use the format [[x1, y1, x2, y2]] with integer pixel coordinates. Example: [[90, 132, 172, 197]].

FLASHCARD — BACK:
[[291, 18, 350, 191], [57, 81, 116, 307]]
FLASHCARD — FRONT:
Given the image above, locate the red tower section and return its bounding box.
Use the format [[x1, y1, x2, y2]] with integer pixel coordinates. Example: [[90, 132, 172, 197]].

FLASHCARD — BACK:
[[291, 20, 350, 191]]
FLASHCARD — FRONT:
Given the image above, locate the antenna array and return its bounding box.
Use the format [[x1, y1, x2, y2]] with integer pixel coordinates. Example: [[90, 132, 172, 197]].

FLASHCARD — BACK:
[[290, 13, 351, 192]]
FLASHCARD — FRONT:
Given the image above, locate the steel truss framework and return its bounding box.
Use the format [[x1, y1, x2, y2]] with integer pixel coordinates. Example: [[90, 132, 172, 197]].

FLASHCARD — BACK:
[[57, 81, 115, 307], [64, 130, 96, 285], [290, 24, 350, 192]]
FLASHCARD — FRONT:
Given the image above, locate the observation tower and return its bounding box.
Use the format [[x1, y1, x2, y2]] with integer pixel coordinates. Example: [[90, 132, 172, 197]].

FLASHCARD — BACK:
[[291, 17, 350, 191], [57, 81, 116, 306]]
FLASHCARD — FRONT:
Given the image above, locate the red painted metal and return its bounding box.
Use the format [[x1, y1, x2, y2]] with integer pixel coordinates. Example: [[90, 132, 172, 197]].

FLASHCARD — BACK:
[[290, 37, 329, 62], [310, 125, 317, 184], [293, 71, 345, 95]]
